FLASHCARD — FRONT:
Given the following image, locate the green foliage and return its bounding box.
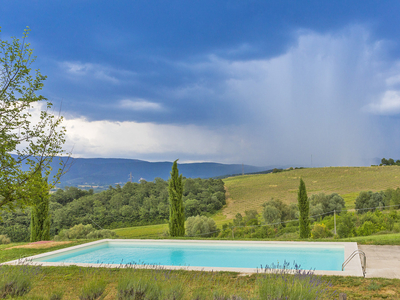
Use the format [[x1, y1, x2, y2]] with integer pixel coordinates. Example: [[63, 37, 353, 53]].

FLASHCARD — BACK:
[[0, 177, 224, 240], [311, 223, 333, 239], [55, 223, 116, 240], [0, 27, 67, 210], [30, 170, 51, 242], [0, 235, 10, 244], [298, 178, 310, 238], [86, 229, 117, 239], [169, 160, 185, 237], [262, 198, 298, 226], [186, 215, 218, 237], [262, 205, 281, 225], [49, 290, 64, 300], [0, 265, 34, 298], [258, 263, 335, 300], [117, 277, 161, 300], [380, 157, 400, 166], [79, 276, 107, 300], [337, 212, 356, 238], [309, 193, 345, 216], [355, 191, 389, 213]]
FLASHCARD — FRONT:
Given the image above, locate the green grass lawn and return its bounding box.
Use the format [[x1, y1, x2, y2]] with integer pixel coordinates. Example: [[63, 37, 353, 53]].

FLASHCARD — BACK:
[[1, 236, 400, 299], [223, 166, 400, 217], [0, 256, 399, 299]]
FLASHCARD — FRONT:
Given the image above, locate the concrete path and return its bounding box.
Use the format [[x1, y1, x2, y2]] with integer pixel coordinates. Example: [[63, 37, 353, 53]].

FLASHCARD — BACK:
[[358, 245, 400, 279]]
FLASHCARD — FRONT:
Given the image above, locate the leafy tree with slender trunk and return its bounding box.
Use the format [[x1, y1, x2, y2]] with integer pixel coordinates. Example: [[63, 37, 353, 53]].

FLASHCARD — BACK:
[[30, 169, 50, 242], [298, 178, 310, 238], [168, 159, 185, 236], [1, 27, 68, 211]]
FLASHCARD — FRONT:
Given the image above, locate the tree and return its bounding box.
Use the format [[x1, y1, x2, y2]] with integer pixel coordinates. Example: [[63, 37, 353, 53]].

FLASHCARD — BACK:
[[298, 178, 310, 238], [30, 169, 50, 242], [168, 159, 185, 236], [0, 27, 67, 210], [186, 215, 217, 237]]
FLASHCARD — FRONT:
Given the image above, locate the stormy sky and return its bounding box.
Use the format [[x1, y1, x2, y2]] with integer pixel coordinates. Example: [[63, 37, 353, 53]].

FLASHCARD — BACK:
[[2, 1, 400, 167]]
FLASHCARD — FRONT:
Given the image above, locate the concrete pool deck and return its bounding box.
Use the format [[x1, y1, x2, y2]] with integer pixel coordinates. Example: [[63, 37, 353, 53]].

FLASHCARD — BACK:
[[358, 245, 400, 279], [2, 239, 363, 277]]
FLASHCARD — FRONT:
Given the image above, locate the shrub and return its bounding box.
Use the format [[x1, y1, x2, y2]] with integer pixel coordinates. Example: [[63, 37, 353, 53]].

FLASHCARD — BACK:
[[309, 193, 345, 216], [55, 224, 115, 240], [258, 262, 335, 300], [0, 266, 33, 298], [0, 235, 10, 244], [393, 223, 400, 233], [263, 205, 281, 225], [262, 198, 291, 221], [79, 277, 107, 300], [355, 191, 388, 213], [50, 290, 64, 300], [117, 277, 161, 300], [337, 213, 355, 238], [162, 282, 185, 300], [357, 221, 379, 236], [186, 215, 218, 237], [311, 223, 333, 239]]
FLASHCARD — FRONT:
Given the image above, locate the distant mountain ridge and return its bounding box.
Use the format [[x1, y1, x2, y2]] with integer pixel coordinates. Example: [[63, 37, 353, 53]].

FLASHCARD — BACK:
[[40, 157, 271, 188]]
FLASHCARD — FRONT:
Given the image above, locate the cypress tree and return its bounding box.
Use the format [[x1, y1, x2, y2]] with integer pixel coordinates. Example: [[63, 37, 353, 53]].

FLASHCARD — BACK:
[[30, 171, 51, 242], [298, 178, 310, 238], [168, 159, 185, 236]]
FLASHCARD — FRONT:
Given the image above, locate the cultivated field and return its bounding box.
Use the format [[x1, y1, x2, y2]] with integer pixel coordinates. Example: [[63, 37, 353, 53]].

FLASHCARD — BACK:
[[223, 166, 400, 217]]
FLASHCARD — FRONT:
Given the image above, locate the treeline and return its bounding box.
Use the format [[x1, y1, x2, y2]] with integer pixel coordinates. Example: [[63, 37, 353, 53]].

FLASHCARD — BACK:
[[380, 158, 400, 166], [219, 188, 400, 239], [0, 177, 225, 242]]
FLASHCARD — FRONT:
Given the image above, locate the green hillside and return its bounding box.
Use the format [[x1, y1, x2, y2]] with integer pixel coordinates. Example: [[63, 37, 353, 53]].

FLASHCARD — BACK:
[[223, 166, 400, 217]]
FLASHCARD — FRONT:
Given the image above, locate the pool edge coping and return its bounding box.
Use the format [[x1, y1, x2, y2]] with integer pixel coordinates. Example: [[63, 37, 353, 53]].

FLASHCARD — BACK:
[[1, 239, 363, 277]]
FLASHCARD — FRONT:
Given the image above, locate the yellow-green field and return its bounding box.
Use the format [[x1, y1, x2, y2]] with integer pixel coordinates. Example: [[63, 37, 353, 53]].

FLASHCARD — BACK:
[[223, 166, 400, 217]]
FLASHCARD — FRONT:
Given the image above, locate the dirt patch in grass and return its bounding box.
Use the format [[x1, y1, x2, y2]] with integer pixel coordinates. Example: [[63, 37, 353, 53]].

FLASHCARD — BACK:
[[6, 241, 72, 249], [222, 187, 235, 219]]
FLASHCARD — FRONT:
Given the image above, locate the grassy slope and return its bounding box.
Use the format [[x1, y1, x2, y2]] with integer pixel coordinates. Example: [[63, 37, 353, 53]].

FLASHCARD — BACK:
[[223, 166, 400, 217], [112, 166, 400, 239]]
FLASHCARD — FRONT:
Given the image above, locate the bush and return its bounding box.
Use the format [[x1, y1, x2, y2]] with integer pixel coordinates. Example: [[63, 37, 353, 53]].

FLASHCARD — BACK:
[[337, 213, 355, 238], [186, 215, 218, 237], [79, 277, 107, 300], [357, 221, 378, 236], [55, 224, 115, 240], [355, 191, 388, 213], [311, 223, 333, 239], [0, 235, 10, 244], [0, 266, 34, 298], [263, 205, 281, 225], [162, 282, 185, 300], [50, 290, 64, 300], [118, 277, 161, 300], [309, 193, 345, 217], [258, 262, 335, 300], [393, 223, 400, 233]]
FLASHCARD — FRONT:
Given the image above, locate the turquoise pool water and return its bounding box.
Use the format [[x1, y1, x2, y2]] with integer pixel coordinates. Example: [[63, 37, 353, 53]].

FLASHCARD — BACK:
[[34, 241, 344, 271]]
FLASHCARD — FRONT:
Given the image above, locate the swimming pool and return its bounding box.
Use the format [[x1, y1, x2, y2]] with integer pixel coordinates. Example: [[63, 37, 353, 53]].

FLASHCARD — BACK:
[[4, 239, 363, 276]]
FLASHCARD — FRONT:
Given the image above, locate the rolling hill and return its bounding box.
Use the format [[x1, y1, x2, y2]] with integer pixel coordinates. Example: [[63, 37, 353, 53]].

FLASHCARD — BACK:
[[46, 157, 270, 188], [222, 166, 400, 218]]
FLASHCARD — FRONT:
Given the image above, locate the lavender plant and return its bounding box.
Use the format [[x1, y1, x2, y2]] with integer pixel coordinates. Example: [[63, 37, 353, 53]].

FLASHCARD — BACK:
[[79, 276, 107, 300], [257, 261, 336, 300], [0, 264, 41, 298]]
